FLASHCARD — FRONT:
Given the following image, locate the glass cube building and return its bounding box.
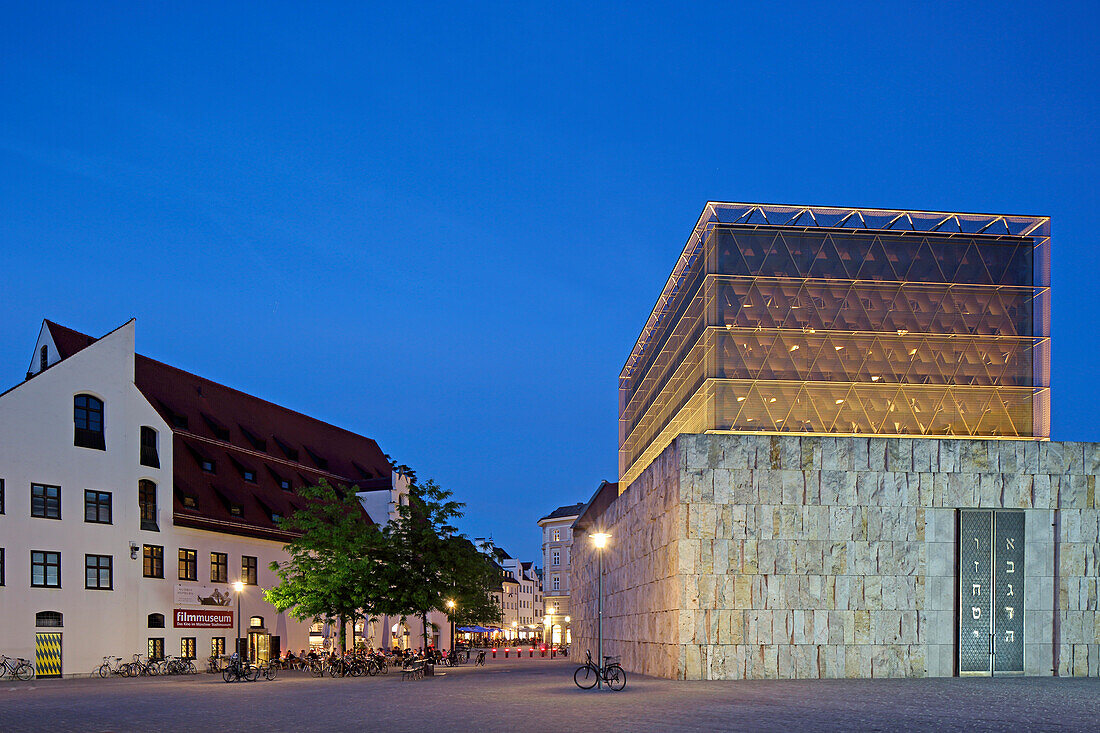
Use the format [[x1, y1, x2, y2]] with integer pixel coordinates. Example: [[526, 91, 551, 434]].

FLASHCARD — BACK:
[[619, 203, 1051, 488]]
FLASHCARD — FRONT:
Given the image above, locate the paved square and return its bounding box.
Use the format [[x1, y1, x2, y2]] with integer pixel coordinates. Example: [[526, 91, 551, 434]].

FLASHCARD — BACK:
[[2, 657, 1098, 732]]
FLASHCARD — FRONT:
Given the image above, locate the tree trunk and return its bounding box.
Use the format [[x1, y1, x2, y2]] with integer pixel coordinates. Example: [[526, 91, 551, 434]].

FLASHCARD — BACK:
[[421, 610, 430, 652], [338, 614, 346, 656]]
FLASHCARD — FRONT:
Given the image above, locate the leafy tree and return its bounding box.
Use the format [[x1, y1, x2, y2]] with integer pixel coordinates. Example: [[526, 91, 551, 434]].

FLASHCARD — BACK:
[[264, 479, 386, 654], [376, 479, 461, 650], [444, 537, 504, 629]]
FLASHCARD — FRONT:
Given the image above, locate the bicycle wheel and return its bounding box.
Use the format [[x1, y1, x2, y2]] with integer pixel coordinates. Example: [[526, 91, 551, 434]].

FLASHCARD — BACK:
[[310, 662, 324, 677], [222, 666, 235, 683], [573, 665, 598, 689], [606, 664, 626, 691], [15, 663, 35, 681], [249, 665, 261, 682], [265, 664, 278, 681], [97, 663, 110, 678], [185, 660, 196, 675]]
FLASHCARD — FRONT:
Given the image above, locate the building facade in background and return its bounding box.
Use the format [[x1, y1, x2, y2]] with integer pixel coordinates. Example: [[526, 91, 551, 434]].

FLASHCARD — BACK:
[[538, 502, 584, 645], [572, 204, 1098, 681], [0, 320, 420, 676], [619, 203, 1051, 489]]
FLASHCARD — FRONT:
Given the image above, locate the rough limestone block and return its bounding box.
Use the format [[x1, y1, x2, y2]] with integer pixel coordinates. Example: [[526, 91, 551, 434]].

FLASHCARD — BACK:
[[1025, 642, 1053, 676], [1040, 442, 1065, 475], [979, 473, 1002, 508]]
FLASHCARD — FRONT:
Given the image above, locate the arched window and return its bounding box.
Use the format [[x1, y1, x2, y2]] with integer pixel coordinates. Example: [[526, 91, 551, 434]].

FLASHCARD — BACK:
[[139, 480, 158, 531], [74, 394, 105, 450], [40, 345, 48, 371], [36, 611, 63, 627], [249, 615, 264, 628], [148, 613, 165, 628], [140, 427, 159, 468]]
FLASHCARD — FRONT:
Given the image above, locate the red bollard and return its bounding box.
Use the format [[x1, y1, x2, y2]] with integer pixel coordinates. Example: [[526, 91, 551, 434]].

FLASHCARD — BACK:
[[529, 647, 534, 657], [541, 647, 546, 658], [504, 648, 509, 658], [551, 647, 555, 659], [492, 648, 497, 658]]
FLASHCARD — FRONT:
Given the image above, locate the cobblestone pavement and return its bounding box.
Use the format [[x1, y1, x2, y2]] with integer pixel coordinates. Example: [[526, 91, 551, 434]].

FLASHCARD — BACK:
[[1, 657, 1098, 732]]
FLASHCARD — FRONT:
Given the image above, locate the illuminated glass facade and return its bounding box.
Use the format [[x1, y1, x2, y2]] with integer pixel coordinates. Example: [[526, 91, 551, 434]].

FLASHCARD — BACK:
[[620, 203, 1051, 488]]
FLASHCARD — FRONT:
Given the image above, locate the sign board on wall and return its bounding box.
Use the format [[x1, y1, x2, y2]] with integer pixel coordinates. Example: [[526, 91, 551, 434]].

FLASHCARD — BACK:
[[174, 608, 234, 628], [174, 583, 233, 607]]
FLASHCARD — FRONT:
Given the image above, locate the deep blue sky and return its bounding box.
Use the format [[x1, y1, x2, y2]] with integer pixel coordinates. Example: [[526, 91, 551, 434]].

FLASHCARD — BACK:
[[2, 3, 1098, 561]]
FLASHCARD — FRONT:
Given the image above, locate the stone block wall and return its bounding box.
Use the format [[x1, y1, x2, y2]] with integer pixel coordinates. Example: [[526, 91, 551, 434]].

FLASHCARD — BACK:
[[572, 445, 681, 679], [572, 435, 1099, 680]]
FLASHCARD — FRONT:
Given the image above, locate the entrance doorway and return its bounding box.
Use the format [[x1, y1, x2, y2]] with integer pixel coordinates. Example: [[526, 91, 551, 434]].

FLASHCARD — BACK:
[[35, 632, 62, 678], [958, 509, 1025, 675]]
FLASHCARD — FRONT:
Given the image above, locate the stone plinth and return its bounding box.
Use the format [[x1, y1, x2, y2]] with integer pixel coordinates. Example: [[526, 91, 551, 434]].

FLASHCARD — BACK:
[[572, 435, 1099, 680]]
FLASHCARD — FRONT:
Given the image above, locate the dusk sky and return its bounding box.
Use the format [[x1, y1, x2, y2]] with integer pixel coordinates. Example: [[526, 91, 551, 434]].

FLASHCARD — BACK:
[[2, 2, 1098, 561]]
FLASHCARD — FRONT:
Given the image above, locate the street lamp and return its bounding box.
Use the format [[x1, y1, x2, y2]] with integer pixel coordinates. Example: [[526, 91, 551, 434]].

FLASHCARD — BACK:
[[590, 532, 610, 688], [511, 620, 518, 643], [232, 581, 245, 663], [446, 599, 456, 652], [546, 606, 555, 645]]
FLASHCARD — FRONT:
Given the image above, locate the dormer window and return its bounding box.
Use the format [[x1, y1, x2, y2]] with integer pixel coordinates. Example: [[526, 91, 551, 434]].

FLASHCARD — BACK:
[[182, 495, 197, 509], [74, 394, 105, 450], [240, 427, 267, 452], [40, 345, 48, 371], [243, 470, 256, 483], [305, 447, 328, 471], [201, 460, 215, 474], [229, 503, 243, 517], [274, 437, 298, 462], [279, 479, 291, 491], [202, 414, 230, 442]]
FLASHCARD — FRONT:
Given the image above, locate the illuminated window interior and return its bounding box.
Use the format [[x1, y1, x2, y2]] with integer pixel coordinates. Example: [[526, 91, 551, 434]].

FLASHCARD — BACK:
[[619, 203, 1051, 489]]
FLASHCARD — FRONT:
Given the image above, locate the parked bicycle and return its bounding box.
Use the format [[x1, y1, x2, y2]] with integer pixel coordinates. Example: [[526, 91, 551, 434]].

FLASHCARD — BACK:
[[95, 655, 129, 678], [573, 650, 626, 691], [1, 654, 35, 680], [222, 653, 258, 683]]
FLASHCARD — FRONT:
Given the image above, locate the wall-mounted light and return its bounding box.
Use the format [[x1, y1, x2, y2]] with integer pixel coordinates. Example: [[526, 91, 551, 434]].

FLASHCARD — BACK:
[[129, 542, 139, 560]]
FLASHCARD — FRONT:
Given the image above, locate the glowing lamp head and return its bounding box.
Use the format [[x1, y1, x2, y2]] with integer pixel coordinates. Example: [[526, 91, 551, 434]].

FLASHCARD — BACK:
[[446, 599, 455, 610], [590, 532, 611, 549], [564, 616, 571, 623], [232, 581, 245, 593]]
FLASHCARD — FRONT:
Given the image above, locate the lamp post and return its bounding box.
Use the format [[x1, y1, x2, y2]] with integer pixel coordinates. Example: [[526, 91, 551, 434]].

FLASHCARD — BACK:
[[590, 532, 610, 688], [511, 620, 518, 644], [232, 580, 245, 663], [446, 599, 456, 653], [545, 606, 554, 646]]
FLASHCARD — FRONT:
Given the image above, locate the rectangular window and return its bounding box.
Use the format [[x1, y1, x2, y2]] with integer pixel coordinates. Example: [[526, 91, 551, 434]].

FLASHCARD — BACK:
[[552, 529, 560, 542], [139, 480, 158, 531], [1, 548, 5, 586], [140, 426, 160, 468], [31, 550, 61, 587], [242, 470, 256, 483], [211, 637, 226, 657], [0, 478, 5, 514], [178, 549, 198, 581], [31, 484, 61, 519], [242, 555, 257, 585], [84, 490, 112, 524], [551, 549, 560, 567], [85, 554, 113, 589], [148, 638, 164, 661], [181, 637, 196, 660], [551, 574, 560, 591], [143, 545, 164, 578], [210, 552, 228, 583], [201, 460, 215, 473]]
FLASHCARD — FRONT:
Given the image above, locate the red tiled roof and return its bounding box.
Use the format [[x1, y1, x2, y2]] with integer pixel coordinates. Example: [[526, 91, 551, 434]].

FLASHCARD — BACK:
[[47, 321, 393, 541]]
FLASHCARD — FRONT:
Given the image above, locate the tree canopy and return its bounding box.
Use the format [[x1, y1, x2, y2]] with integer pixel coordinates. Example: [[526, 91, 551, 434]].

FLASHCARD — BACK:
[[266, 474, 502, 652]]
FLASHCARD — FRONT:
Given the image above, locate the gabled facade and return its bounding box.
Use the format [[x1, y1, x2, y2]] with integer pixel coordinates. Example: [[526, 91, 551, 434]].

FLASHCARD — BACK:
[[0, 319, 419, 675]]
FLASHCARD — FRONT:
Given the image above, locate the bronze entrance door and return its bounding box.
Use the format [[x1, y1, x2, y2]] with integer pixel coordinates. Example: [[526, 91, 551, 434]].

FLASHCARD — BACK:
[[958, 510, 1025, 675]]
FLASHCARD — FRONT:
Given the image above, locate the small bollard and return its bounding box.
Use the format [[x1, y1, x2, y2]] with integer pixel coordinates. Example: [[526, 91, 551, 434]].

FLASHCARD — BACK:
[[529, 647, 533, 657], [504, 648, 509, 658], [551, 647, 555, 659], [492, 648, 497, 658], [540, 647, 546, 658]]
